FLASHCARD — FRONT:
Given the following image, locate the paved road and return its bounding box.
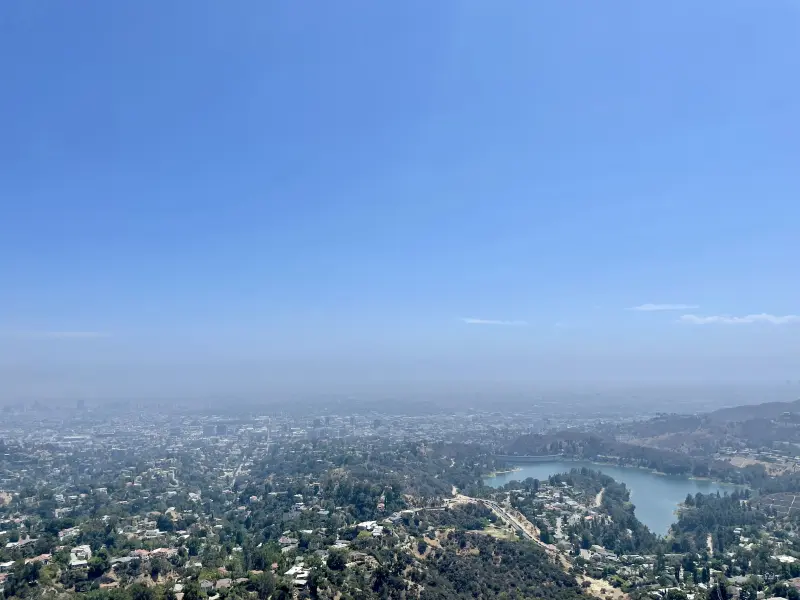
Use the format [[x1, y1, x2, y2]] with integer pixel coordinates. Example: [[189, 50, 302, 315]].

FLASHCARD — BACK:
[[477, 498, 558, 553], [444, 493, 567, 567]]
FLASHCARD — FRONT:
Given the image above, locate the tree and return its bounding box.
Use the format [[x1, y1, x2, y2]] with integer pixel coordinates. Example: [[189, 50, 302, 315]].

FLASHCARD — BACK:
[[88, 550, 110, 579], [130, 583, 156, 600], [187, 537, 202, 556], [151, 557, 170, 580], [156, 514, 174, 532], [581, 531, 592, 550], [254, 572, 276, 600], [654, 551, 666, 576], [741, 584, 758, 600], [273, 582, 293, 600], [772, 583, 790, 599], [701, 566, 711, 584], [326, 551, 347, 571], [183, 580, 204, 600], [711, 581, 729, 600]]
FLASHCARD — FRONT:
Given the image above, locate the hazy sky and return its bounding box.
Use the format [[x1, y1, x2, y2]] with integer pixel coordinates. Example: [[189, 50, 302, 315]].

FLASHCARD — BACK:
[[2, 2, 799, 400]]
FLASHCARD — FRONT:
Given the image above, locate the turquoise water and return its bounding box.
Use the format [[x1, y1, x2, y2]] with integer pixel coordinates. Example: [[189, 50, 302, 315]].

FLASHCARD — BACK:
[[484, 460, 741, 535]]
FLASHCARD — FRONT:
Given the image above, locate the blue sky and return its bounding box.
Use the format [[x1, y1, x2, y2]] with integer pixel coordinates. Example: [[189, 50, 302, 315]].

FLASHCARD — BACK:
[[2, 2, 799, 399]]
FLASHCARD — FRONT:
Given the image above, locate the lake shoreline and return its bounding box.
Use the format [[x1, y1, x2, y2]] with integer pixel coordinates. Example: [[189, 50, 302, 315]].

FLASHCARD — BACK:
[[483, 458, 742, 535], [485, 467, 522, 477], [491, 456, 742, 488]]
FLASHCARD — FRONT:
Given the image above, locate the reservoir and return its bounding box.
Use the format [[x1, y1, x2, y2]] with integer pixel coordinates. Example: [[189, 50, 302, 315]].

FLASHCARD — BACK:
[[484, 460, 740, 535]]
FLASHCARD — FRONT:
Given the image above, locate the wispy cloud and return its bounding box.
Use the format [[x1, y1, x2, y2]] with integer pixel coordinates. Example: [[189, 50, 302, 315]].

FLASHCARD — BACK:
[[629, 303, 699, 312], [679, 313, 800, 325], [13, 331, 110, 339], [461, 317, 528, 326]]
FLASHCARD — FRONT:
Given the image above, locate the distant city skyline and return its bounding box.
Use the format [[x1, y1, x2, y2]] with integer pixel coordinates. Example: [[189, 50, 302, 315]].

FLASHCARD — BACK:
[[2, 2, 799, 400]]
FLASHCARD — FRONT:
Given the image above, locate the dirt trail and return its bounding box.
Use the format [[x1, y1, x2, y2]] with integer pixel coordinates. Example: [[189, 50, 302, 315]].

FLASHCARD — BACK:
[[594, 488, 605, 507]]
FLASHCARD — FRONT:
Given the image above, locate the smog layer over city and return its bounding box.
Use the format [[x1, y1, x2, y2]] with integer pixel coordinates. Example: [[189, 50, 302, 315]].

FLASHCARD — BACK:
[[2, 2, 800, 600]]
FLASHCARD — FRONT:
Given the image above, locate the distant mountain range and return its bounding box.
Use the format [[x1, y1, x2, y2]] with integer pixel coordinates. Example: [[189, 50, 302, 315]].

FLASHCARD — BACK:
[[706, 398, 800, 424], [502, 397, 800, 483]]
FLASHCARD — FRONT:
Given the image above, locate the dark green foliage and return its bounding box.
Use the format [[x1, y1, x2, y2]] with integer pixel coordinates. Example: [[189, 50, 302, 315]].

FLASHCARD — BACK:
[[182, 579, 203, 600], [710, 581, 729, 600], [670, 490, 762, 554], [772, 582, 800, 600], [419, 534, 588, 600], [156, 514, 174, 532], [252, 571, 276, 599], [326, 551, 347, 571], [1, 561, 42, 598]]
